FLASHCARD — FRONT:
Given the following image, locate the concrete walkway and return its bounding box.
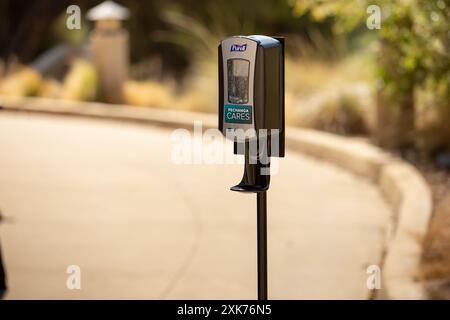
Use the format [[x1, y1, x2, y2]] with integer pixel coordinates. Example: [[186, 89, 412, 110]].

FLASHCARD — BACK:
[[0, 112, 391, 299]]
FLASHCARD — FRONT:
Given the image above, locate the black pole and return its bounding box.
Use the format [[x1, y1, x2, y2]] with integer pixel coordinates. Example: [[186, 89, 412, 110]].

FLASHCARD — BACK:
[[257, 191, 268, 300]]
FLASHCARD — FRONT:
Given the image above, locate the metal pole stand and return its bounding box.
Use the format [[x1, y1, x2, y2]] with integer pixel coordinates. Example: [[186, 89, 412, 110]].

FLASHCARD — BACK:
[[231, 141, 270, 300], [257, 191, 268, 300]]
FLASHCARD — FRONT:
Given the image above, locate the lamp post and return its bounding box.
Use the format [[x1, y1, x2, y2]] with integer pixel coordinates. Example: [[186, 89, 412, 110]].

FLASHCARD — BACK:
[[87, 1, 130, 104]]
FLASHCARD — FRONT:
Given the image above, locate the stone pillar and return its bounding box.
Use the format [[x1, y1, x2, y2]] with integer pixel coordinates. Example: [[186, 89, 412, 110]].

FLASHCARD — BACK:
[[87, 1, 130, 104], [89, 20, 128, 104]]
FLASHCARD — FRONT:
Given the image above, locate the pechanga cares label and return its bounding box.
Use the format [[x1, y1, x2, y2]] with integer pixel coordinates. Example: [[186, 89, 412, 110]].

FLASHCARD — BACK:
[[224, 104, 252, 124]]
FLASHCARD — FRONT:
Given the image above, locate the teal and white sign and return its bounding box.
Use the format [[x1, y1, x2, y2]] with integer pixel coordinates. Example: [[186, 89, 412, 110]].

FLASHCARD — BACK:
[[224, 104, 253, 124]]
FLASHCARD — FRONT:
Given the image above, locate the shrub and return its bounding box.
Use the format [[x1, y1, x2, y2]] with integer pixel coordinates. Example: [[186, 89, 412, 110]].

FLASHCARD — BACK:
[[62, 59, 98, 101], [0, 67, 42, 97], [123, 80, 174, 108]]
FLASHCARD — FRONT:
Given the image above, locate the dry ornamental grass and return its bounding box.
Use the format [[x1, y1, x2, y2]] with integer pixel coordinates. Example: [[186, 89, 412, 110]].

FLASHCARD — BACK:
[[420, 167, 450, 299]]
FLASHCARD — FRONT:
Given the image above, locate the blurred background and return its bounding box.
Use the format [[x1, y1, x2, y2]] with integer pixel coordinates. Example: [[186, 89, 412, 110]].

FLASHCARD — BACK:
[[0, 0, 449, 299], [0, 0, 448, 151]]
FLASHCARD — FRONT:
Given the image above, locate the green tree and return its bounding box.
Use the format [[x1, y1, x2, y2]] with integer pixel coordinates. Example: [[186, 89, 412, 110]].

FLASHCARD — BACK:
[[291, 0, 450, 151]]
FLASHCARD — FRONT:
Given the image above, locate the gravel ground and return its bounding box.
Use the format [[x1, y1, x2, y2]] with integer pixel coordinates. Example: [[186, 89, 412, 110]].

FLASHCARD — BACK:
[[406, 155, 450, 299]]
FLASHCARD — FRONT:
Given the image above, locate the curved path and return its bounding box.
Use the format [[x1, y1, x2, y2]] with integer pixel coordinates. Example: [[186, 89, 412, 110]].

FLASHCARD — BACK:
[[0, 112, 391, 299]]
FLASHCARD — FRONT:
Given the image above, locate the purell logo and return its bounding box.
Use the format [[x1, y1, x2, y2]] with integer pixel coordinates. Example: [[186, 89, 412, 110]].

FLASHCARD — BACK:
[[230, 44, 247, 52]]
